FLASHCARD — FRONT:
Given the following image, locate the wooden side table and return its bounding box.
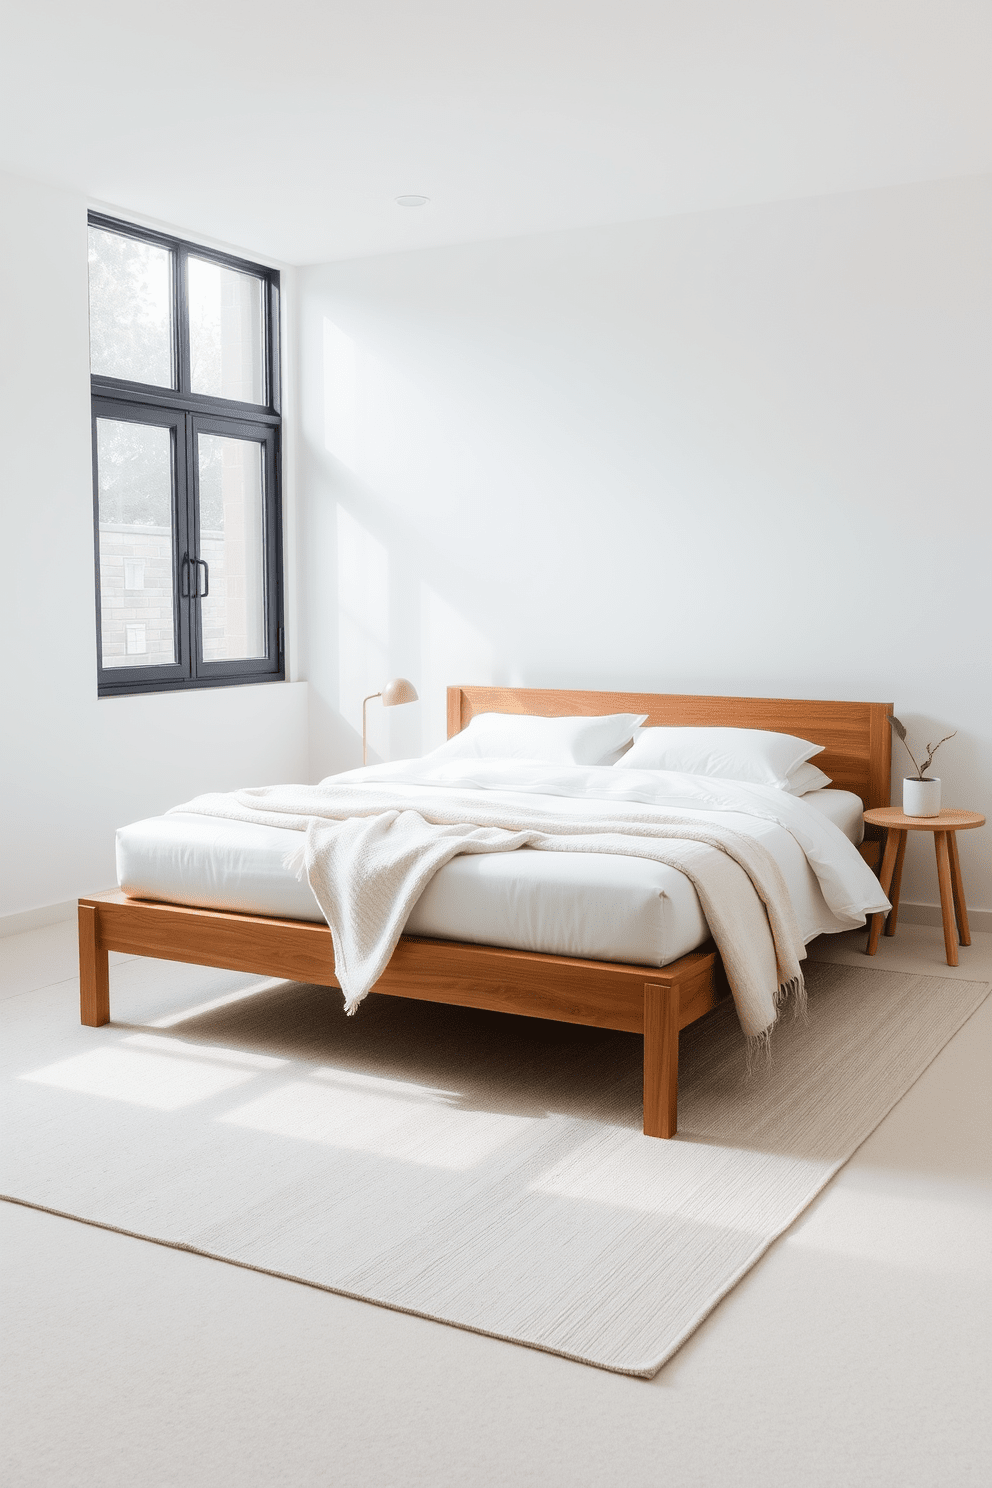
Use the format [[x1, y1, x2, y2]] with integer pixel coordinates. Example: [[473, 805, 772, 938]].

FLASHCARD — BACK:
[[863, 807, 985, 966]]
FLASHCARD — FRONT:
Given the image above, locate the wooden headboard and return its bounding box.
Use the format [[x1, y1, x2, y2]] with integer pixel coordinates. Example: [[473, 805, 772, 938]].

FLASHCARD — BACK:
[[446, 686, 893, 810]]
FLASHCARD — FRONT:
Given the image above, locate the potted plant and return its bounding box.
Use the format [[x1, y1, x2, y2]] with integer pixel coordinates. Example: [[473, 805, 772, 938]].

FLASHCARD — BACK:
[[888, 716, 955, 817]]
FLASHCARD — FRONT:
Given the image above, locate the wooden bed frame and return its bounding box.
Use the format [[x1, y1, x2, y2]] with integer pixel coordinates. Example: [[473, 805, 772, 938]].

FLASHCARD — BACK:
[[78, 688, 892, 1138]]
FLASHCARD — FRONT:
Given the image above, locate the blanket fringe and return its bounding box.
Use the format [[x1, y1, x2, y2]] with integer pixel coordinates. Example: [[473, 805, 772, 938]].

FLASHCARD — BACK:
[[775, 970, 808, 1022], [282, 842, 307, 881], [745, 969, 806, 1076], [744, 1028, 773, 1075]]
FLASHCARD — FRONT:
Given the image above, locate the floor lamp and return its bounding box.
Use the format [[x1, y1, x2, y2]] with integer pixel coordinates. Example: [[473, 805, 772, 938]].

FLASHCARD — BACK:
[[362, 678, 419, 765]]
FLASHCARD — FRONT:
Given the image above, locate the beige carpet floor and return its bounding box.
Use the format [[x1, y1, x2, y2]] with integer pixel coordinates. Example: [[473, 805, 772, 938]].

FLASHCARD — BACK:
[[1, 954, 987, 1376]]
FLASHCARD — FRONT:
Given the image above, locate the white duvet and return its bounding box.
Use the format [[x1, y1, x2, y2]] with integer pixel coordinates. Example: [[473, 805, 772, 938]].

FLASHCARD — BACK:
[[170, 758, 888, 1046], [329, 757, 887, 929]]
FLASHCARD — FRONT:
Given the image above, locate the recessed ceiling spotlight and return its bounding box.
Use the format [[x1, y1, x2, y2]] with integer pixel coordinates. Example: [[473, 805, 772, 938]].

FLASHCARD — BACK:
[[395, 195, 429, 207]]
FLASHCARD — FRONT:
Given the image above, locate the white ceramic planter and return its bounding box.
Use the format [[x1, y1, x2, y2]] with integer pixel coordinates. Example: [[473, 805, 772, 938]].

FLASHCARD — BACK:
[[903, 777, 941, 817]]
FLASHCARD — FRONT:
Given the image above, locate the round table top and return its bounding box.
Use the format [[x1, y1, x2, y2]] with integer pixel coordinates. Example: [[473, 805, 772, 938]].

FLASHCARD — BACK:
[[863, 806, 985, 831]]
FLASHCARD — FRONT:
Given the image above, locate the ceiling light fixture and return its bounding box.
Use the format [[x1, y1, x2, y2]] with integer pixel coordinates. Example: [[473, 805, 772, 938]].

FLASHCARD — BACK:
[[395, 195, 429, 207]]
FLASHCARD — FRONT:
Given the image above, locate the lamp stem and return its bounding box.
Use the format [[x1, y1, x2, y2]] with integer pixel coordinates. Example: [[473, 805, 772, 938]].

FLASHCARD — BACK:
[[362, 692, 382, 766]]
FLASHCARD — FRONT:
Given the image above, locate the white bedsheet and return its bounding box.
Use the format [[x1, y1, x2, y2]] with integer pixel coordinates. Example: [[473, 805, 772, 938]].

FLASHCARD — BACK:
[[116, 787, 866, 970]]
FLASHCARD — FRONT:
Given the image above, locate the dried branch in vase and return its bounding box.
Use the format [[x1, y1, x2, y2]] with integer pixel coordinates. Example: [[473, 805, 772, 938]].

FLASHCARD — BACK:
[[887, 715, 956, 781]]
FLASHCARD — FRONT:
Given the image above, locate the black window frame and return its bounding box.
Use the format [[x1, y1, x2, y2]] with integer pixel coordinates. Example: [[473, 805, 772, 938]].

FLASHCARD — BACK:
[[89, 211, 284, 697]]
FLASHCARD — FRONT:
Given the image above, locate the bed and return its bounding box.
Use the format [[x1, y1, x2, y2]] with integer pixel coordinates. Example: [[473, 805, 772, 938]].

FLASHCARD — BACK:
[[78, 687, 893, 1137]]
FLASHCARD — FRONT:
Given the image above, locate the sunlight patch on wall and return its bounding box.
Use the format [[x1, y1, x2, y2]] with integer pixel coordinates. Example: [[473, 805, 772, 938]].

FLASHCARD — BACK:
[[420, 583, 494, 751], [323, 319, 358, 469], [338, 504, 389, 745]]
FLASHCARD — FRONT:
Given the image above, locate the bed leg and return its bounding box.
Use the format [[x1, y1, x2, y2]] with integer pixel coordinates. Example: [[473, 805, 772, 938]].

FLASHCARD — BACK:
[[79, 904, 110, 1026], [643, 980, 679, 1138]]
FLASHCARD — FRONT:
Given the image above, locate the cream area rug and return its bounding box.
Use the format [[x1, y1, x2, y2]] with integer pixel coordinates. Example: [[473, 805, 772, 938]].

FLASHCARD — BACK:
[[2, 951, 988, 1377]]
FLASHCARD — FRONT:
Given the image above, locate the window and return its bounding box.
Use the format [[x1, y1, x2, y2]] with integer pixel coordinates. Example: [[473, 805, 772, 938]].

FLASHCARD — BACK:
[[88, 213, 283, 696]]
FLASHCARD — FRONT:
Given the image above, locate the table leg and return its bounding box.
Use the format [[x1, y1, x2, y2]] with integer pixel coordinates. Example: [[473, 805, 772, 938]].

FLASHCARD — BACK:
[[867, 828, 903, 955], [948, 832, 971, 946], [884, 828, 908, 937], [934, 832, 958, 967]]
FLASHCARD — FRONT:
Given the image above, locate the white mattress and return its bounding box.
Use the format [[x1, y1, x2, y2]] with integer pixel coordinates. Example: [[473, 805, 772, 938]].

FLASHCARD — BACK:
[[116, 789, 865, 970]]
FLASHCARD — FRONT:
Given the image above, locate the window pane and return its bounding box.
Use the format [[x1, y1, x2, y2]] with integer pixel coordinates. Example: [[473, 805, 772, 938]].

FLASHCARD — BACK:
[[189, 258, 265, 403], [198, 435, 266, 660], [88, 228, 174, 387], [96, 420, 177, 668]]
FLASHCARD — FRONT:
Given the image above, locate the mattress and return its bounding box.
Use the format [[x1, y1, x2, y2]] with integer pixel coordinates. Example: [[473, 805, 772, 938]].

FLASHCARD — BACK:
[[116, 789, 865, 971]]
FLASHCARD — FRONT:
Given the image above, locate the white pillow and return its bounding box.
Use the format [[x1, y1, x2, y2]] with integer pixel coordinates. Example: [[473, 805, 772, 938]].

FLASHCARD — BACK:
[[429, 712, 648, 766], [598, 736, 637, 767], [619, 726, 824, 789], [785, 760, 833, 795]]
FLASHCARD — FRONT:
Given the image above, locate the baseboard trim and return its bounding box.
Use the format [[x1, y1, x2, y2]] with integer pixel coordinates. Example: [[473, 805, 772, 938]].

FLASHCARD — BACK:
[[0, 899, 77, 938], [897, 901, 992, 934]]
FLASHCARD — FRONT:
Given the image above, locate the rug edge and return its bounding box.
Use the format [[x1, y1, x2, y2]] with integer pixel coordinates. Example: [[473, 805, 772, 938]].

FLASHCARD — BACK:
[[0, 1192, 660, 1379], [638, 974, 992, 1375], [5, 976, 989, 1380]]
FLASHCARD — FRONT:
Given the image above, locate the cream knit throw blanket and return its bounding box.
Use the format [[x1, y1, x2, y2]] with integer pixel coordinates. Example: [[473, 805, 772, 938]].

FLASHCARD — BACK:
[[169, 784, 806, 1042]]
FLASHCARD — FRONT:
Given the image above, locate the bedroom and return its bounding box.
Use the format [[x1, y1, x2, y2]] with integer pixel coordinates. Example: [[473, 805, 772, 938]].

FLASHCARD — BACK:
[[1, 3, 990, 1484]]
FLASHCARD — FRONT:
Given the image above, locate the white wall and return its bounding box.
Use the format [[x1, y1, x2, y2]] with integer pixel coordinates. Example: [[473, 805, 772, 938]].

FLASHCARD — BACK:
[[0, 170, 308, 922], [298, 174, 992, 917]]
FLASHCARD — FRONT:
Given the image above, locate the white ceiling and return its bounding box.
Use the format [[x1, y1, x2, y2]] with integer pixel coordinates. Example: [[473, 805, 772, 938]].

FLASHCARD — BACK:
[[2, 0, 991, 266]]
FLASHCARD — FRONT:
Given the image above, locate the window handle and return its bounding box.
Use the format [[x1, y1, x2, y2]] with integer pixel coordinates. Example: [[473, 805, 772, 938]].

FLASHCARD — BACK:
[[197, 559, 210, 598], [181, 552, 191, 598]]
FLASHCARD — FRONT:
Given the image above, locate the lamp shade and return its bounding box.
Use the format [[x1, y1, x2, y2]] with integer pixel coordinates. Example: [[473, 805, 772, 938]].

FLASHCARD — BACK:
[[381, 677, 418, 707]]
